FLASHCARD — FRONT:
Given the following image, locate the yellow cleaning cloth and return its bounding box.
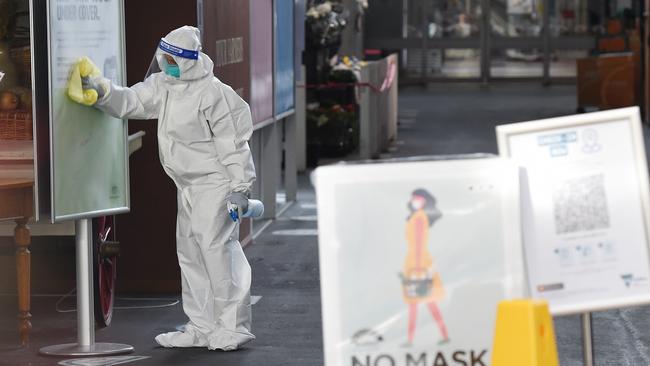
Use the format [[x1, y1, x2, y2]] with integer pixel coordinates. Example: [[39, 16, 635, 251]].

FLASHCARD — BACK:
[[66, 57, 102, 106]]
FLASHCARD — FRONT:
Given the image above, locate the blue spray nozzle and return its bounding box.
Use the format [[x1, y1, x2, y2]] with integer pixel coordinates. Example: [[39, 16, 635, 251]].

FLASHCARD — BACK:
[[229, 209, 239, 222]]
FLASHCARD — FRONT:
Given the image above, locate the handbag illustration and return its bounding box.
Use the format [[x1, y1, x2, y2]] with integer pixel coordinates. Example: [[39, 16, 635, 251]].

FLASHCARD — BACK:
[[400, 268, 444, 300]]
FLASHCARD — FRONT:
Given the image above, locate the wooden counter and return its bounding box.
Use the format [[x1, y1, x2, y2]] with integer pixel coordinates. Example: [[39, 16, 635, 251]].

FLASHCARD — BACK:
[[577, 51, 640, 111]]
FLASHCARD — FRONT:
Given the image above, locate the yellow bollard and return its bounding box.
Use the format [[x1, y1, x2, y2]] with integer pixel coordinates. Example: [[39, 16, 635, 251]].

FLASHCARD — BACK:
[[491, 299, 559, 366]]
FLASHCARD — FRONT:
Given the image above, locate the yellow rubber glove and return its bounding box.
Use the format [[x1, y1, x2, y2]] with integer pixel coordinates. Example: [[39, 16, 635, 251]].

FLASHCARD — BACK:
[[66, 57, 102, 106]]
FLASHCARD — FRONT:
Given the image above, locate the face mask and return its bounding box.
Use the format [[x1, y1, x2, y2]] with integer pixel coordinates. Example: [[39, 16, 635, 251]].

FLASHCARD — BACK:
[[163, 58, 181, 78]]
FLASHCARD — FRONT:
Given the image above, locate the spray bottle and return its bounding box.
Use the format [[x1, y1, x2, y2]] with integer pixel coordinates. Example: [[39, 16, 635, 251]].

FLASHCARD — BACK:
[[228, 199, 265, 222]]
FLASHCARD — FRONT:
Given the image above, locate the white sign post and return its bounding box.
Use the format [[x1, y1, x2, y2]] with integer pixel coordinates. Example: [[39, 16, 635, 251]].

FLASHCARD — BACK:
[[314, 157, 526, 366], [40, 219, 133, 357], [497, 107, 650, 366]]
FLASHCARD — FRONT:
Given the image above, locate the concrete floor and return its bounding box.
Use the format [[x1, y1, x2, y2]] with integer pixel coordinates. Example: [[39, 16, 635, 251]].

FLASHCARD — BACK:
[[2, 82, 650, 365], [0, 187, 323, 366]]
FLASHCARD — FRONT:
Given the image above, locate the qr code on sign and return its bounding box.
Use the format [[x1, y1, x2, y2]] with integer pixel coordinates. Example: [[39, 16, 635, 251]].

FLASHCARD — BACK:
[[553, 174, 610, 234]]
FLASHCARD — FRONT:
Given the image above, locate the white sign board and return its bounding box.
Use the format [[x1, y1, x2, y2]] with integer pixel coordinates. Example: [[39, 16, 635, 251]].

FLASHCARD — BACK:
[[314, 158, 526, 366], [497, 107, 650, 315], [47, 0, 129, 222]]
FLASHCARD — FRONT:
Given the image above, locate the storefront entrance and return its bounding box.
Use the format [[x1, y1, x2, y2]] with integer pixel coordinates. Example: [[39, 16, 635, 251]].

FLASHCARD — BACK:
[[365, 0, 639, 82]]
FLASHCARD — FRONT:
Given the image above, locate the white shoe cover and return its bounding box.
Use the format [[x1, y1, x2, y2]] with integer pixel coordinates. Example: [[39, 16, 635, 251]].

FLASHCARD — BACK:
[[207, 330, 255, 351], [155, 330, 208, 348]]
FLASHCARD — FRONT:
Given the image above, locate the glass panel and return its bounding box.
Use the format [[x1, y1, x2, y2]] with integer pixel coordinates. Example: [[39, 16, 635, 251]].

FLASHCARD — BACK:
[[0, 0, 35, 185], [439, 48, 481, 77], [426, 0, 482, 39], [405, 48, 436, 78], [490, 56, 544, 77], [550, 49, 588, 77], [405, 0, 425, 39], [490, 0, 544, 77], [405, 0, 482, 78], [549, 0, 600, 36], [549, 1, 637, 78], [547, 0, 593, 79]]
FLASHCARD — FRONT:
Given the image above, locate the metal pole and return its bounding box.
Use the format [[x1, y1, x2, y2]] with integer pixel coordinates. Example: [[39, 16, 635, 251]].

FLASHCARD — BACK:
[[645, 0, 650, 124], [582, 312, 595, 366], [480, 0, 491, 84], [284, 114, 298, 202], [402, 0, 408, 67], [39, 219, 133, 357], [419, 0, 427, 80], [542, 0, 551, 84], [76, 219, 94, 346]]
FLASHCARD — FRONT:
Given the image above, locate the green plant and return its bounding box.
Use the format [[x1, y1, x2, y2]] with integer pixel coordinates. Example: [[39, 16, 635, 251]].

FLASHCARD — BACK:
[[307, 103, 359, 157], [328, 69, 356, 83]]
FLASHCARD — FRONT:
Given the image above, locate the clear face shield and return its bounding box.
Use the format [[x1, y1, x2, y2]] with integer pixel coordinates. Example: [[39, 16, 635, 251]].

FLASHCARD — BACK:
[[144, 39, 200, 81]]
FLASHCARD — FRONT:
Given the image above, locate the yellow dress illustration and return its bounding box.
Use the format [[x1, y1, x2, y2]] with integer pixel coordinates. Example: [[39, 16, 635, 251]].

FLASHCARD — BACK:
[[400, 189, 449, 345], [402, 210, 445, 303]]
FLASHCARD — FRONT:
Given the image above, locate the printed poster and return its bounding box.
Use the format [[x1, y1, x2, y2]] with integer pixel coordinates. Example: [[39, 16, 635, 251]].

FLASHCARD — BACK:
[[314, 158, 525, 366], [498, 107, 650, 315]]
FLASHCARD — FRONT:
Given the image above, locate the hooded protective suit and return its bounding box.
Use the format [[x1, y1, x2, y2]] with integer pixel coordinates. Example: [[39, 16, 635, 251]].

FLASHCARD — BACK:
[[92, 26, 255, 351]]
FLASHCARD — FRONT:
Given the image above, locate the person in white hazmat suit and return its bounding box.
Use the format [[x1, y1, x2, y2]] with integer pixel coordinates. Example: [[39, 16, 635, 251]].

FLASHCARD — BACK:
[[76, 26, 256, 351]]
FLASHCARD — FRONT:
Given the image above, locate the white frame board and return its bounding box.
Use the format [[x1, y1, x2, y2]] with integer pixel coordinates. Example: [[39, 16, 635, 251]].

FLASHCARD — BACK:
[[314, 157, 526, 366], [497, 106, 650, 315], [46, 0, 130, 222]]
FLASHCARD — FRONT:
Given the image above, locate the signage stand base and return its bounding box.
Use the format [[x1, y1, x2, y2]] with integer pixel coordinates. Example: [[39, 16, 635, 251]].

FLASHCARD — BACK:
[[39, 219, 133, 357], [39, 343, 134, 357], [582, 312, 594, 366]]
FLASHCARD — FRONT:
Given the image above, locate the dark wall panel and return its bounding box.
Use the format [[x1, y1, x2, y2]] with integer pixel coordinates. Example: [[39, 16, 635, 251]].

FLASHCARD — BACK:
[[364, 0, 403, 41], [250, 0, 274, 125], [202, 0, 251, 101], [117, 0, 198, 293]]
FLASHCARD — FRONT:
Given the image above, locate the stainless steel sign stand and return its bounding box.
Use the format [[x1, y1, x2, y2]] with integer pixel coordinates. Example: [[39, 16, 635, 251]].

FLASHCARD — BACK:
[[582, 312, 595, 366], [39, 219, 133, 357]]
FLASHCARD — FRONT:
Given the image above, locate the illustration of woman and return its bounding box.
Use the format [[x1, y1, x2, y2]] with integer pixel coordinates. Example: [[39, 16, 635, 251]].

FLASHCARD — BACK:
[[400, 189, 449, 345]]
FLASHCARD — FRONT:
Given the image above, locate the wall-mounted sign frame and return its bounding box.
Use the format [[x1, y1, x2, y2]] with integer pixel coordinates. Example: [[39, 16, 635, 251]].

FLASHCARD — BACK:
[[497, 107, 650, 315], [273, 0, 295, 118]]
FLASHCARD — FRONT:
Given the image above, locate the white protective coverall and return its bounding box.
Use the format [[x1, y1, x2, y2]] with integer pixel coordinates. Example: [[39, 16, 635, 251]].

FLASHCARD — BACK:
[[94, 26, 256, 351]]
